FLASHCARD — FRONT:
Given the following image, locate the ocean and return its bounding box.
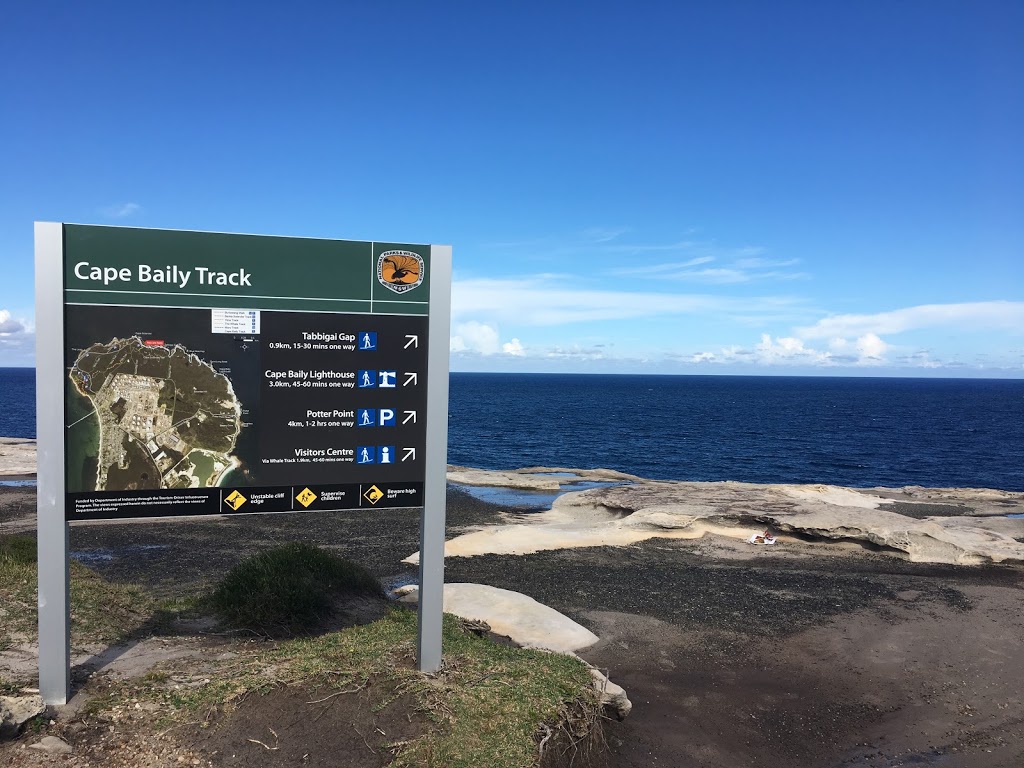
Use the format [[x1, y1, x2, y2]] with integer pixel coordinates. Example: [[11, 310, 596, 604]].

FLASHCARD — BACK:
[[0, 368, 35, 442], [3, 369, 1023, 491], [447, 373, 1024, 491]]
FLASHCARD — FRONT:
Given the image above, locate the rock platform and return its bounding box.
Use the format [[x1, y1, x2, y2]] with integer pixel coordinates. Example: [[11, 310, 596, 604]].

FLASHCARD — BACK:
[[428, 470, 1024, 566]]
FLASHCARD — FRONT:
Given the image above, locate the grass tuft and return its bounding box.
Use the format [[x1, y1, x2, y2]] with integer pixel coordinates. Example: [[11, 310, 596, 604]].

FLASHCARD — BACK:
[[0, 535, 37, 567], [210, 542, 384, 634]]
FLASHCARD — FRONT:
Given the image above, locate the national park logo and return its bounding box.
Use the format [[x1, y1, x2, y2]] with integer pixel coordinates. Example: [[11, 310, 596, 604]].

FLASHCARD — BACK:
[[376, 250, 424, 294]]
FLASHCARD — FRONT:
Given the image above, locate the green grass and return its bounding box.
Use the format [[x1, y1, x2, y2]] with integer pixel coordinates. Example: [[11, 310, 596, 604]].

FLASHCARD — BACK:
[[210, 541, 384, 635], [1, 539, 601, 766], [154, 607, 597, 768], [0, 534, 154, 645], [159, 544, 599, 766]]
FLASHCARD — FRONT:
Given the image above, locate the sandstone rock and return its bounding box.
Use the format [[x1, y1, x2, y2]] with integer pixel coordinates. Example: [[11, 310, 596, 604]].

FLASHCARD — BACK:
[[446, 464, 642, 490], [0, 438, 36, 478], [396, 583, 599, 653], [28, 735, 73, 754], [412, 477, 1024, 566], [589, 667, 632, 720], [447, 466, 561, 490], [0, 693, 44, 739]]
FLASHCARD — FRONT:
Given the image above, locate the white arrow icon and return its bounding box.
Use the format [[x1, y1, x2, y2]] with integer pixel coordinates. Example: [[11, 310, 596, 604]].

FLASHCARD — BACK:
[[404, 335, 418, 349], [404, 371, 418, 386], [402, 447, 416, 461], [403, 410, 417, 424]]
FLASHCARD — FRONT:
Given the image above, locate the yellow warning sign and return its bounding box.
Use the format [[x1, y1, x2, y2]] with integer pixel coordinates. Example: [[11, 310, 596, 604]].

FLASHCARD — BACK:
[[364, 485, 384, 505], [296, 488, 317, 508], [224, 490, 247, 510]]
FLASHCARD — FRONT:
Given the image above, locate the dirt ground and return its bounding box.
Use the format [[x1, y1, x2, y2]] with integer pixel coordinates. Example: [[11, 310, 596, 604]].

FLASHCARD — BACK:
[[2, 484, 1023, 767]]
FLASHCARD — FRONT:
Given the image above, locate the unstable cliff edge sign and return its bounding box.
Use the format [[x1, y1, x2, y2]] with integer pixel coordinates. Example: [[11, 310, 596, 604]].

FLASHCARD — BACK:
[[43, 224, 450, 521]]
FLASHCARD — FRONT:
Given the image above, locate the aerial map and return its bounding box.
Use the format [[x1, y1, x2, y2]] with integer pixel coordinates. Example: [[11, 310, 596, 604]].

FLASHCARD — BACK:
[[68, 336, 242, 491]]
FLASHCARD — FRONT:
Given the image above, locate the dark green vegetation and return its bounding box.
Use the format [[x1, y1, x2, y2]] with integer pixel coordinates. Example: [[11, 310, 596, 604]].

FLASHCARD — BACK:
[[72, 337, 238, 447], [105, 433, 161, 490], [0, 534, 35, 567], [68, 336, 240, 491], [211, 542, 385, 634]]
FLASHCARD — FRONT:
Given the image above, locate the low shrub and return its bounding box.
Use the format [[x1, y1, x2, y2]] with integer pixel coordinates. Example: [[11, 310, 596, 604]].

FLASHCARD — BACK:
[[211, 542, 383, 634]]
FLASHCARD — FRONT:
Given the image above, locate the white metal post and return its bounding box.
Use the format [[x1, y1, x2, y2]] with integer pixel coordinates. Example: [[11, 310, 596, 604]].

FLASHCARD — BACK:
[[35, 221, 71, 705], [417, 245, 451, 672]]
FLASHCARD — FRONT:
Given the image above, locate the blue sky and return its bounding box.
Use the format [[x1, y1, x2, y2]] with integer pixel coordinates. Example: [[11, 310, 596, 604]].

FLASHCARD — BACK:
[[1, 1, 1021, 376]]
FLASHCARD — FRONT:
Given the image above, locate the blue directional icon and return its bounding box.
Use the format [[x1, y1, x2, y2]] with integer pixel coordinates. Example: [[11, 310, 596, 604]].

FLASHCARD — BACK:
[[357, 370, 376, 388], [357, 446, 375, 464], [378, 370, 397, 388], [358, 332, 377, 351], [378, 408, 396, 427], [377, 446, 395, 465], [357, 409, 376, 427]]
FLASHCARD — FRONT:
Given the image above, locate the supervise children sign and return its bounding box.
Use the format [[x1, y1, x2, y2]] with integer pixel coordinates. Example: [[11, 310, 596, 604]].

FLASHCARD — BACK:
[[34, 223, 452, 702], [41, 225, 449, 521]]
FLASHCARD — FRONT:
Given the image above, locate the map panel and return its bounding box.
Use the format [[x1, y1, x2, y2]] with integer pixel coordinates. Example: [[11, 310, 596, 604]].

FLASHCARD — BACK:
[[69, 337, 242, 491], [64, 305, 261, 496]]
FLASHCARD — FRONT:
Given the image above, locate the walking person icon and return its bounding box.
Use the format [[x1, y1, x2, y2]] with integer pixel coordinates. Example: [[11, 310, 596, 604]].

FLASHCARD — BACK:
[[358, 409, 376, 426], [361, 371, 372, 387], [359, 332, 377, 350], [357, 446, 375, 464]]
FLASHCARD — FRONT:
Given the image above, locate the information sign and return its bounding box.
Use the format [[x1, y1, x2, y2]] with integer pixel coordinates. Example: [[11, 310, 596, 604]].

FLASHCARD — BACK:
[[35, 223, 451, 703], [56, 226, 439, 519]]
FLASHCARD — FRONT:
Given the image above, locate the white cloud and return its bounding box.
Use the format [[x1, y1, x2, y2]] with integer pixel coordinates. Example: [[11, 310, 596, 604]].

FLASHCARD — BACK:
[[676, 268, 751, 284], [0, 309, 26, 335], [450, 321, 500, 355], [690, 335, 832, 366], [544, 344, 607, 361], [450, 322, 526, 357], [796, 301, 1024, 339], [901, 350, 943, 369], [609, 257, 806, 284], [609, 256, 715, 276], [502, 338, 525, 356], [733, 257, 800, 269], [600, 240, 700, 254], [0, 309, 34, 365], [452, 276, 805, 327], [854, 333, 888, 362], [101, 202, 142, 219], [755, 334, 832, 364], [691, 332, 892, 368], [671, 267, 808, 284]]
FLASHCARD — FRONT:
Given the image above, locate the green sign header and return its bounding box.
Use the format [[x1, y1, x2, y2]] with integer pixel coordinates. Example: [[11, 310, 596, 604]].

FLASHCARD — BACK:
[[63, 224, 431, 314]]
